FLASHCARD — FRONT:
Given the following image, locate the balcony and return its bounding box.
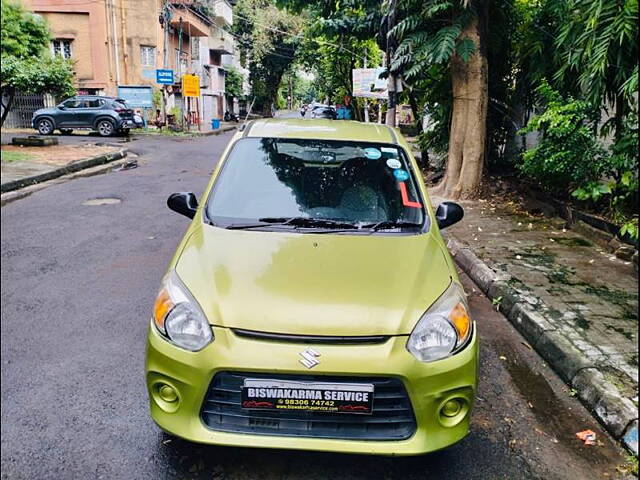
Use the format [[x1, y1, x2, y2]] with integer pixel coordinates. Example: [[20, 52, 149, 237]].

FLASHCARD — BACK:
[[213, 0, 233, 26], [208, 29, 234, 54], [169, 5, 210, 36]]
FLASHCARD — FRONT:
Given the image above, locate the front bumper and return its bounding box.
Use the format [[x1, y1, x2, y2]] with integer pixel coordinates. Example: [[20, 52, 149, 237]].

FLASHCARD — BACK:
[[145, 325, 478, 455]]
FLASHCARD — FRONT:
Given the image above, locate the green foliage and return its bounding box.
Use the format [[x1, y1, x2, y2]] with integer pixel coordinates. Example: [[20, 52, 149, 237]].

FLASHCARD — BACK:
[[1, 55, 75, 99], [233, 0, 303, 113], [224, 66, 244, 100], [554, 0, 638, 112], [518, 83, 608, 190], [0, 0, 75, 116], [520, 83, 638, 233], [152, 88, 163, 111], [620, 218, 638, 242], [1, 0, 50, 59]]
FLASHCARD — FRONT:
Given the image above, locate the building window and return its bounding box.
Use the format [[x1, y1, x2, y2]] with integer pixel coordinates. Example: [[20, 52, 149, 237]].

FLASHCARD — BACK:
[[51, 39, 72, 59], [191, 39, 200, 60], [140, 46, 156, 67]]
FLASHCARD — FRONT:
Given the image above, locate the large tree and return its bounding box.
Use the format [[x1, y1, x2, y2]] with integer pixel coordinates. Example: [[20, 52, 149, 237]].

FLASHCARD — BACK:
[[233, 0, 304, 115], [1, 0, 75, 127], [389, 0, 489, 199]]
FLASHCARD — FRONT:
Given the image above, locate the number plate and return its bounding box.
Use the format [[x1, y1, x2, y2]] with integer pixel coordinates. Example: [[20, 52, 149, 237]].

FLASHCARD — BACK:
[[241, 379, 374, 414]]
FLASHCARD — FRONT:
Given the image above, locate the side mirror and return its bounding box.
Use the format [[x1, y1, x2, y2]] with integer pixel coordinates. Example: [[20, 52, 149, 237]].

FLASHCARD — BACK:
[[167, 192, 198, 219], [58, 105, 67, 110], [435, 201, 464, 229]]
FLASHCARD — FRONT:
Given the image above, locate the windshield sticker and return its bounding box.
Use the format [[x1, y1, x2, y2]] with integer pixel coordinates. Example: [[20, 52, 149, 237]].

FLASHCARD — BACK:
[[363, 147, 382, 160], [393, 169, 409, 181], [381, 147, 396, 154], [386, 159, 402, 169], [399, 182, 422, 208]]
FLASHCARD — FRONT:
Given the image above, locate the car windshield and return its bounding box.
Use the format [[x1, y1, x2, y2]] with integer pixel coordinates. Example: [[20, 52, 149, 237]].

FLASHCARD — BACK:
[[206, 138, 426, 231]]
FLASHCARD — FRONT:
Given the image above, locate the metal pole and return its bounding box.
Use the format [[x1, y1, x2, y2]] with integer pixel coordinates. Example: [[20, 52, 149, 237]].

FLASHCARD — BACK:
[[178, 16, 184, 130], [162, 2, 169, 128], [109, 0, 121, 88], [385, 0, 397, 127], [363, 55, 369, 123]]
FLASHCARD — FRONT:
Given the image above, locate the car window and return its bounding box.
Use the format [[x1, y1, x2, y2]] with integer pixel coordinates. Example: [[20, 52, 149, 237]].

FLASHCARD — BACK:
[[62, 99, 83, 108], [86, 99, 104, 108], [207, 138, 426, 229], [113, 100, 129, 109]]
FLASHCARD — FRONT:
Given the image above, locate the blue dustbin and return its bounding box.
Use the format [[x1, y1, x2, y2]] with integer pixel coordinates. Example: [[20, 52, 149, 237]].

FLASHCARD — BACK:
[[211, 118, 220, 129]]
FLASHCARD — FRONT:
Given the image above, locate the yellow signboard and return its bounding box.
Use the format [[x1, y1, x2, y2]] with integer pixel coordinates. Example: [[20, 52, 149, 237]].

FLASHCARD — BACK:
[[182, 75, 200, 97]]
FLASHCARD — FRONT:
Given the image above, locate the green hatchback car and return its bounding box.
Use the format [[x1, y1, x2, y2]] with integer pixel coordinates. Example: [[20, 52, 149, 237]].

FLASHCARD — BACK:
[[146, 119, 478, 455]]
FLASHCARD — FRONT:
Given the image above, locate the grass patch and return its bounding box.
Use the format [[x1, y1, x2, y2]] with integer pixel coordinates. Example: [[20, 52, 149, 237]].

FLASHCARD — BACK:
[[1, 150, 34, 163]]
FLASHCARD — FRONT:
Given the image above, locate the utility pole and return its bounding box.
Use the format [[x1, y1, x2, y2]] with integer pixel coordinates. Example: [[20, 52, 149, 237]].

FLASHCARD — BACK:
[[177, 16, 184, 130], [363, 54, 369, 123], [385, 0, 398, 127], [160, 0, 171, 128]]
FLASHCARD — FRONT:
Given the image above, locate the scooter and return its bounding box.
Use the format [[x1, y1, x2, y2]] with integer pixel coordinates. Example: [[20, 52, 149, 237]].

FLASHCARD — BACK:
[[224, 111, 240, 122]]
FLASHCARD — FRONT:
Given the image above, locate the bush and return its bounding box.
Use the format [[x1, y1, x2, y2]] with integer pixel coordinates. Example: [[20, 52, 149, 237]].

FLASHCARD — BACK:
[[517, 83, 607, 191]]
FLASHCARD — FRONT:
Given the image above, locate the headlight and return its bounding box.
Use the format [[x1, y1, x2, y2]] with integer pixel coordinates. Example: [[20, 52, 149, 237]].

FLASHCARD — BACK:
[[152, 270, 213, 351], [406, 281, 472, 362]]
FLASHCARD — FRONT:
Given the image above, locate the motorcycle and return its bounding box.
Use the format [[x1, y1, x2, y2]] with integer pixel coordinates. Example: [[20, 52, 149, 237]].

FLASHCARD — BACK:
[[224, 111, 240, 123]]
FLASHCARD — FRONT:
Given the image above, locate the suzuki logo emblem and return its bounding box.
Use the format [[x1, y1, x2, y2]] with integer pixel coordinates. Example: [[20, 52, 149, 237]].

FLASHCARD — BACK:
[[299, 348, 321, 369]]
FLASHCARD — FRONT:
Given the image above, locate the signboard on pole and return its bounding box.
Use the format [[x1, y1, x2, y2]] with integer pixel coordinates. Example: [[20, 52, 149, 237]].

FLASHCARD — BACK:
[[352, 68, 387, 99], [117, 86, 153, 108], [182, 75, 200, 97], [156, 69, 174, 85]]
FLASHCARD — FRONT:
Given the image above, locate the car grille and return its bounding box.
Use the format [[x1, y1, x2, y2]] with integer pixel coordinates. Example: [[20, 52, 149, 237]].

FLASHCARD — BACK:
[[200, 372, 417, 441]]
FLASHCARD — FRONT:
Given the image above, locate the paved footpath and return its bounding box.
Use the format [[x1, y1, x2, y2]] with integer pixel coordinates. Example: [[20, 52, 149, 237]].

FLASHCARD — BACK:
[[432, 192, 638, 454]]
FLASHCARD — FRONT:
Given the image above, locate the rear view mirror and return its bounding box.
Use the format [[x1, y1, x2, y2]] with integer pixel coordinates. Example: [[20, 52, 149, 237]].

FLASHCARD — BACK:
[[435, 202, 464, 229], [167, 192, 198, 219]]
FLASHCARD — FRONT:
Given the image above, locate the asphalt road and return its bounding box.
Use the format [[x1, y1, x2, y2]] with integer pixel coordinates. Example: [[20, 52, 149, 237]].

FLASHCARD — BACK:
[[1, 131, 632, 479]]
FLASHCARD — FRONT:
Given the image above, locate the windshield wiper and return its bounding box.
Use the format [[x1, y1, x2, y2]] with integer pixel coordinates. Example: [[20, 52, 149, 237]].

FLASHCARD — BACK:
[[362, 220, 422, 231], [224, 217, 358, 231]]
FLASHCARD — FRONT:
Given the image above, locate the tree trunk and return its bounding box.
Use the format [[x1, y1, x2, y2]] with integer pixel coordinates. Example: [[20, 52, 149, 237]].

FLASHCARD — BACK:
[[433, 8, 488, 200], [0, 87, 16, 128]]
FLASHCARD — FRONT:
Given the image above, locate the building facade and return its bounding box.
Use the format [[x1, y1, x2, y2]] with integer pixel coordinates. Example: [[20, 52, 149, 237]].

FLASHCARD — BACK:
[[23, 0, 248, 126]]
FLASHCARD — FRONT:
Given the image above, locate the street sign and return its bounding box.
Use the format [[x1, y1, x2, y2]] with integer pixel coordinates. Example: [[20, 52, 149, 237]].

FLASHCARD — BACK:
[[156, 69, 174, 85], [117, 85, 153, 108], [182, 75, 200, 97], [352, 68, 387, 99]]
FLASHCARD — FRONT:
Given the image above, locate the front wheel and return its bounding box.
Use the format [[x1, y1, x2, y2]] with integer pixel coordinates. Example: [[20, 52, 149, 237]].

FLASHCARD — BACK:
[[60, 129, 73, 135], [36, 118, 54, 135], [97, 120, 115, 137]]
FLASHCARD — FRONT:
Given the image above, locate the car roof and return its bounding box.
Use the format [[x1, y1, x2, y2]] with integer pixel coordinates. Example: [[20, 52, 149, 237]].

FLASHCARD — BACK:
[[246, 118, 399, 144], [73, 95, 115, 99]]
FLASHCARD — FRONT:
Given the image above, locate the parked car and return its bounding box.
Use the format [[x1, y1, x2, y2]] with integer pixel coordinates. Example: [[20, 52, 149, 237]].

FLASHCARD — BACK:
[[146, 118, 476, 456], [32, 95, 136, 136], [310, 105, 337, 119]]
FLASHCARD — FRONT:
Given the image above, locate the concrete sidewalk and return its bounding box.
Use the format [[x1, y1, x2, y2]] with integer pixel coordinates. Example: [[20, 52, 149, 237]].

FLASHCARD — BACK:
[[431, 191, 638, 454], [1, 143, 126, 193]]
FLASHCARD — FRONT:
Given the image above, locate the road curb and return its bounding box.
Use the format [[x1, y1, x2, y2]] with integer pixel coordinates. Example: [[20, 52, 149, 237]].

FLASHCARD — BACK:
[[447, 237, 638, 455], [1, 149, 128, 194], [133, 125, 237, 138], [0, 157, 131, 206]]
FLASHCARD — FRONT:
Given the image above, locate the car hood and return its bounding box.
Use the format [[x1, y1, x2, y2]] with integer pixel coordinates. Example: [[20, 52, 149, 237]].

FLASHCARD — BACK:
[[175, 225, 453, 336]]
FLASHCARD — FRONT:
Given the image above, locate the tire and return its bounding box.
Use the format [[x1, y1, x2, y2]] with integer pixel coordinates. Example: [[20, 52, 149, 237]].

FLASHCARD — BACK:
[[36, 118, 54, 135], [60, 129, 73, 135], [97, 119, 115, 137]]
